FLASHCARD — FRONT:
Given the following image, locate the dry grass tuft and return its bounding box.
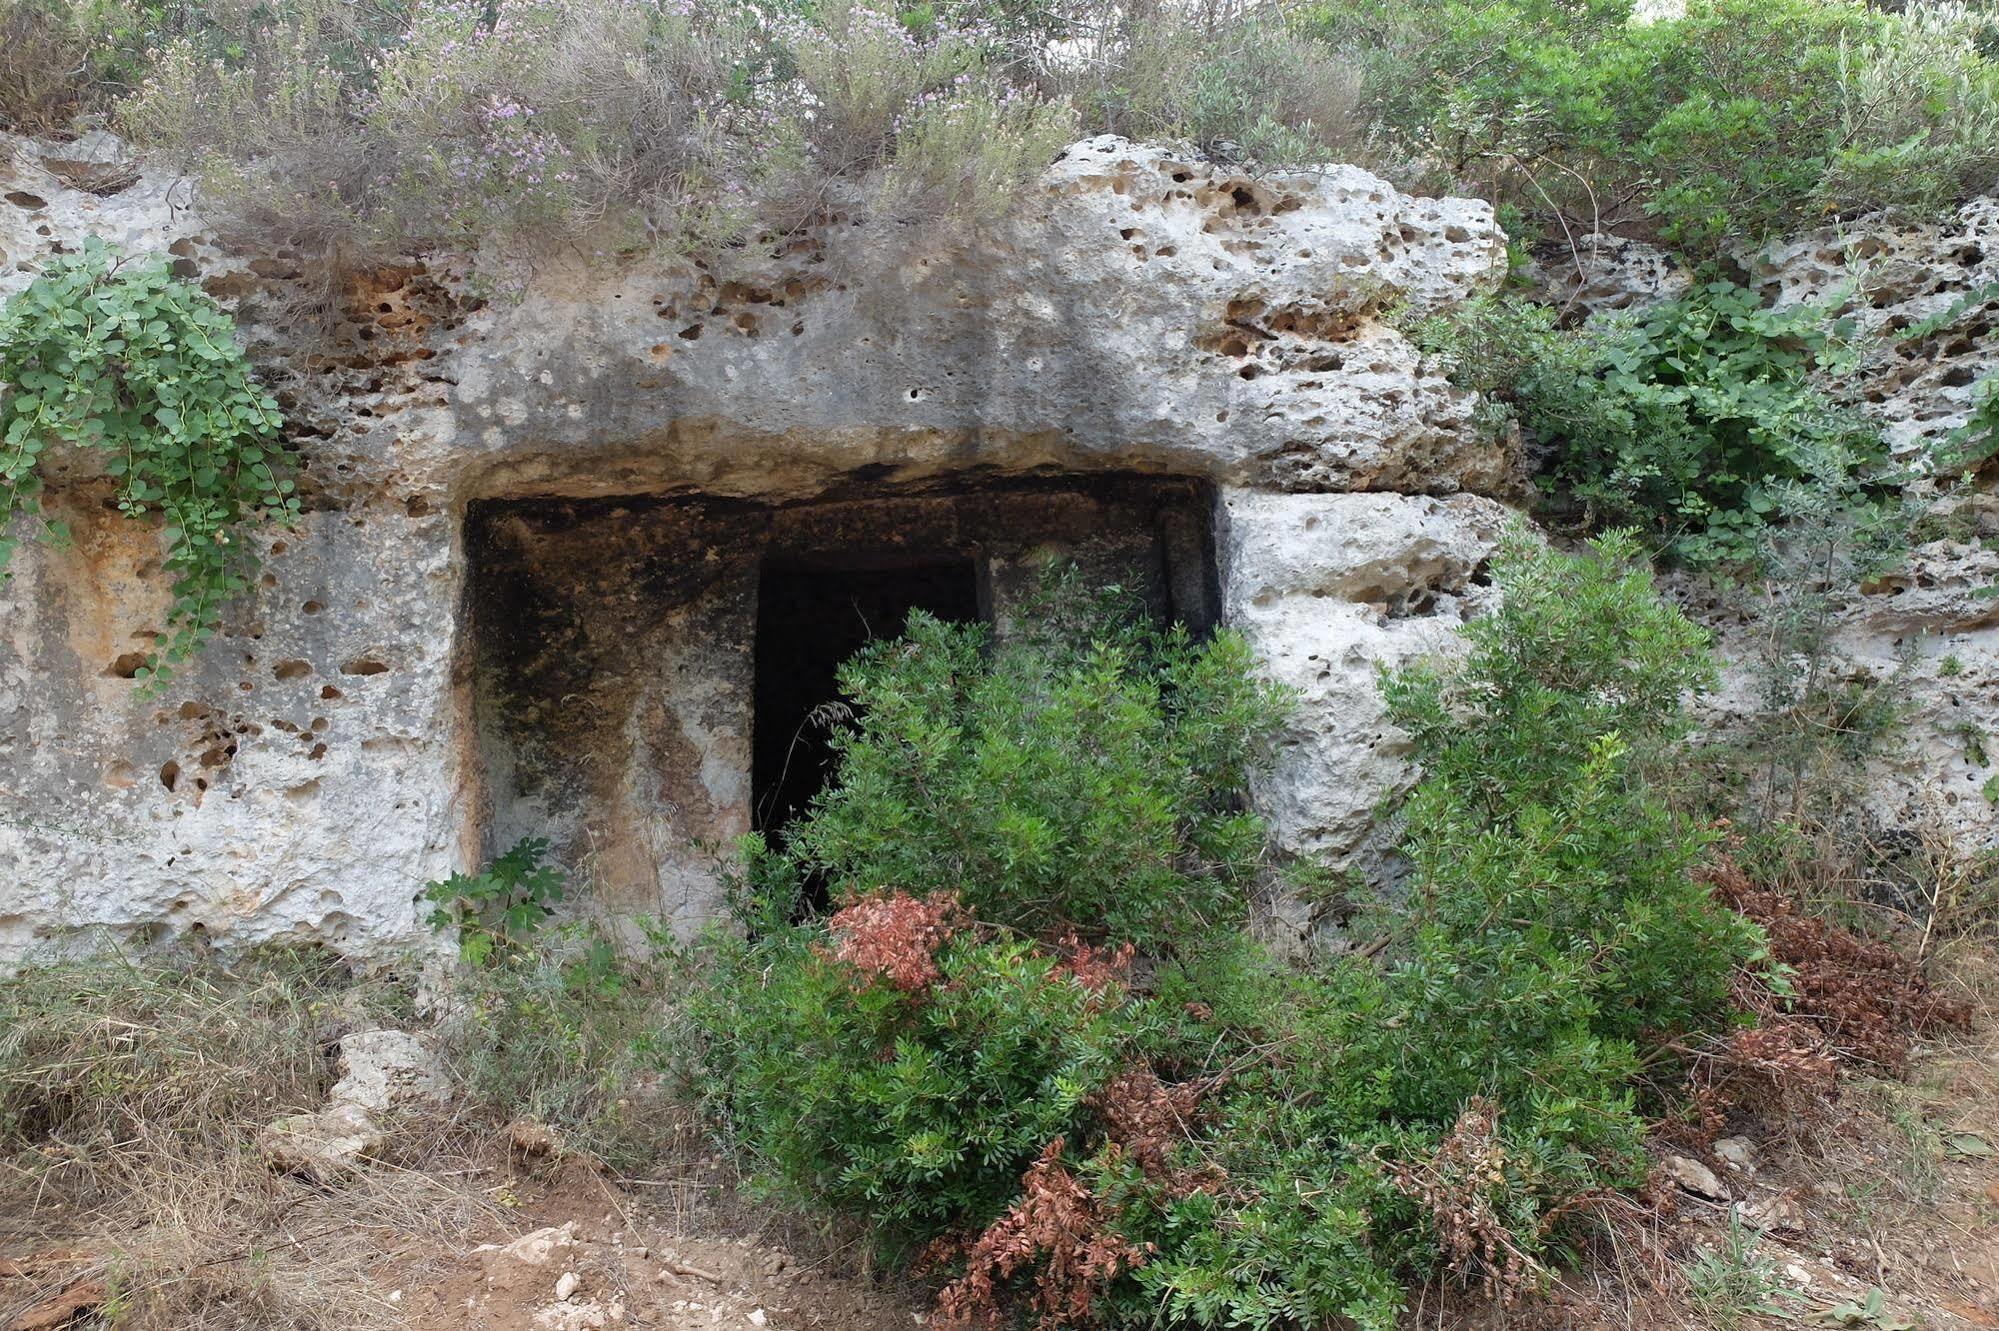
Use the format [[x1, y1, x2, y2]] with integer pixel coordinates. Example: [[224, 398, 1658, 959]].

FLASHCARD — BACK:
[[0, 944, 409, 1199], [0, 946, 510, 1330], [0, 2, 102, 135]]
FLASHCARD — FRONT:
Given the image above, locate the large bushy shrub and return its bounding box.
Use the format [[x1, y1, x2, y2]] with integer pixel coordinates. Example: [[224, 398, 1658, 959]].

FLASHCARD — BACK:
[[689, 543, 1759, 1329], [1380, 531, 1757, 1048], [771, 581, 1286, 944]]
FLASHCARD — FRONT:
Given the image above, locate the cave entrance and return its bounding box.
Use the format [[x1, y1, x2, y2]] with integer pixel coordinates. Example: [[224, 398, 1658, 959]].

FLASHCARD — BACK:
[[751, 560, 983, 841], [467, 473, 1217, 935]]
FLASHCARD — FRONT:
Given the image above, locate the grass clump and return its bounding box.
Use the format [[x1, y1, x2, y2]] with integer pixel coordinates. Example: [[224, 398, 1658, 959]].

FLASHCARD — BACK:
[[0, 946, 509, 1331], [0, 944, 408, 1191], [437, 920, 694, 1174], [408, 831, 697, 1172], [1683, 1216, 1796, 1328], [687, 538, 1761, 1329]]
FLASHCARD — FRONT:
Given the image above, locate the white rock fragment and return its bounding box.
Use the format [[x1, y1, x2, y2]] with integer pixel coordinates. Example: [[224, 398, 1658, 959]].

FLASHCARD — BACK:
[[256, 1101, 382, 1181], [478, 1222, 581, 1271], [1660, 1154, 1730, 1202], [331, 1029, 450, 1113], [1714, 1136, 1757, 1174]]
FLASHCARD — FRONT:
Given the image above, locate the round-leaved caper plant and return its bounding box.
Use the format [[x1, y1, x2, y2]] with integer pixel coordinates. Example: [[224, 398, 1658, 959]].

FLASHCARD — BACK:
[[0, 237, 298, 684]]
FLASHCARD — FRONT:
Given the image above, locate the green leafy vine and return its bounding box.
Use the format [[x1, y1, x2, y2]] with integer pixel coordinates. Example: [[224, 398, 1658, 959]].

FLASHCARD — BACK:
[[0, 237, 298, 684]]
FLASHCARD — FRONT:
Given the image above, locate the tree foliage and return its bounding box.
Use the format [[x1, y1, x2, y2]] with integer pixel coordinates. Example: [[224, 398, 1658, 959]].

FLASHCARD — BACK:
[[1304, 0, 1999, 260]]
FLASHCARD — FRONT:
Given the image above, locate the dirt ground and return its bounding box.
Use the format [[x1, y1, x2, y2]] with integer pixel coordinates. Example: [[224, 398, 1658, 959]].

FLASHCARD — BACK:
[[396, 1161, 918, 1331], [1506, 941, 1999, 1331], [1, 1144, 921, 1331], [4, 948, 1996, 1331]]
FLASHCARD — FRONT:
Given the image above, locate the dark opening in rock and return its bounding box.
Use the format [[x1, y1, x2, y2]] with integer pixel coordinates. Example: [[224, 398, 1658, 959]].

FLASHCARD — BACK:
[[465, 473, 1217, 932], [752, 559, 980, 841]]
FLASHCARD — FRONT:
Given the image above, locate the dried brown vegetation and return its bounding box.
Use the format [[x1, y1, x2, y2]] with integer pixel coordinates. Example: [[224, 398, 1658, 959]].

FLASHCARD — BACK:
[[825, 889, 965, 994], [1674, 859, 1976, 1146], [1386, 1098, 1554, 1304], [933, 1139, 1148, 1331]]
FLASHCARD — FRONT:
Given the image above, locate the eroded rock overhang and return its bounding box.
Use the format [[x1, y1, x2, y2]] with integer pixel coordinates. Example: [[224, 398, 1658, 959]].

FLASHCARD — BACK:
[[0, 133, 1518, 962]]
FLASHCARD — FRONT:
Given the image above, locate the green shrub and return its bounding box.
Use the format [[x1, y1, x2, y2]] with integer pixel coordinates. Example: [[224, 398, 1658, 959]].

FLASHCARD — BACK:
[[1130, 535, 1756, 1330], [1381, 528, 1715, 808], [1302, 0, 1999, 261], [692, 897, 1142, 1245], [690, 546, 1756, 1328], [1380, 531, 1755, 1046], [770, 577, 1287, 945], [1411, 284, 1889, 563], [0, 238, 299, 681]]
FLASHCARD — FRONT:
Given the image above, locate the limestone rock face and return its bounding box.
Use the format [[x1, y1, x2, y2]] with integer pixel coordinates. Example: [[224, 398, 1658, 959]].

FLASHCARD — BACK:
[[1521, 200, 1998, 862], [1751, 196, 1998, 459], [0, 131, 1520, 961], [1526, 194, 1997, 460], [352, 135, 1508, 506], [1216, 488, 1512, 939], [1523, 231, 1690, 319], [1693, 518, 1999, 856]]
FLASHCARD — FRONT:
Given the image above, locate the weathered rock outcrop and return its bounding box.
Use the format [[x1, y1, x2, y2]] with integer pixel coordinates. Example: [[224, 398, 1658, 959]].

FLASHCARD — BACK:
[[1217, 490, 1510, 880], [1691, 515, 1999, 855], [1751, 198, 1996, 459], [1527, 199, 1998, 858], [0, 134, 1515, 962], [1528, 194, 1997, 456]]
